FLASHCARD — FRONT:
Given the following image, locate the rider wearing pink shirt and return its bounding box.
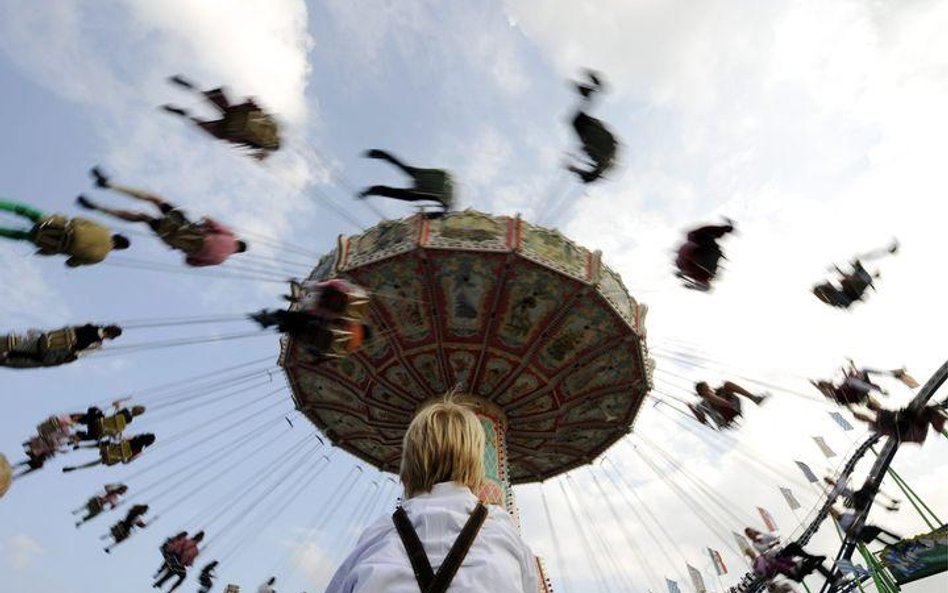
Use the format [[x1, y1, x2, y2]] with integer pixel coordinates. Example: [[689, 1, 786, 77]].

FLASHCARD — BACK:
[[185, 218, 243, 267], [77, 167, 248, 268]]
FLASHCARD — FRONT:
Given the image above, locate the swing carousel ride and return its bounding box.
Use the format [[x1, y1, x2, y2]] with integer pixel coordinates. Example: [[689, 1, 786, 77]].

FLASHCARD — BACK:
[[281, 209, 652, 499], [2, 61, 947, 593]]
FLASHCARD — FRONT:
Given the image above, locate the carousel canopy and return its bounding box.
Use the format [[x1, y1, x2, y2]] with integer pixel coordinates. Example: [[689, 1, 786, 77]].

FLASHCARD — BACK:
[[281, 209, 653, 483]]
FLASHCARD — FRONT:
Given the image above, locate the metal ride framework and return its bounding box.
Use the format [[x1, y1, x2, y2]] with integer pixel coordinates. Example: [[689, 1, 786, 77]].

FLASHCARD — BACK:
[[731, 360, 948, 593]]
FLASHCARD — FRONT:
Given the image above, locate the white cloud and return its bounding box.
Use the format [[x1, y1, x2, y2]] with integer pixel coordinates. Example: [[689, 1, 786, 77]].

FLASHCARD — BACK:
[[0, 249, 70, 326], [1, 533, 43, 571], [292, 539, 337, 590], [463, 127, 515, 191], [1, 1, 312, 123], [319, 1, 531, 98], [0, 2, 127, 105], [123, 0, 314, 123]]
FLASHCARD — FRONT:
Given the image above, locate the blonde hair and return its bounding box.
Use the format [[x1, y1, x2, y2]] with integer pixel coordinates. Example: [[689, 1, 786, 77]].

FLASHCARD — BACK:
[[399, 395, 486, 498]]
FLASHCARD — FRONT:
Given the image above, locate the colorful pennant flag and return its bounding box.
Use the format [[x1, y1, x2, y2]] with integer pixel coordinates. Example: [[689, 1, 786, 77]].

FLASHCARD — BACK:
[[708, 548, 728, 575], [829, 411, 854, 431], [687, 564, 707, 593], [666, 577, 682, 593], [813, 436, 837, 458], [732, 531, 753, 554], [758, 506, 778, 532], [795, 460, 819, 483], [779, 486, 801, 510]]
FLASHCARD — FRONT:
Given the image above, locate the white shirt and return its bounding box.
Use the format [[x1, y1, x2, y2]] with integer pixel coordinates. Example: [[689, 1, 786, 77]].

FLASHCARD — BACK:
[[257, 585, 275, 593], [324, 482, 540, 593], [752, 533, 781, 558]]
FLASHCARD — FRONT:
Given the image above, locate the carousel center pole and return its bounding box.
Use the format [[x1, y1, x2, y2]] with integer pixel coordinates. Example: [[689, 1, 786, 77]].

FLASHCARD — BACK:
[[461, 395, 554, 593]]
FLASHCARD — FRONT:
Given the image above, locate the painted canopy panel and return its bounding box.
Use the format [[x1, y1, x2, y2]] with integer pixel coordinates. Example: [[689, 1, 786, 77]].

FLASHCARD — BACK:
[[281, 210, 652, 483]]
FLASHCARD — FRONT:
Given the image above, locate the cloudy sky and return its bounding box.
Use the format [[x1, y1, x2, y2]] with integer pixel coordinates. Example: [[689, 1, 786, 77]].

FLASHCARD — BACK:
[[1, 1, 946, 592]]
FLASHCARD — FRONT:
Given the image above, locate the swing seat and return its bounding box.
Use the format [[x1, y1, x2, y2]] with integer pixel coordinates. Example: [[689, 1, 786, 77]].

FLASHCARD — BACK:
[[0, 330, 72, 368], [110, 523, 130, 541], [32, 215, 70, 254], [155, 212, 205, 255], [25, 436, 55, 457], [243, 112, 280, 150], [162, 553, 187, 575], [85, 496, 105, 515], [299, 279, 370, 322], [1, 333, 18, 352], [102, 441, 134, 465], [325, 321, 365, 358], [412, 170, 453, 200], [38, 328, 79, 364], [223, 106, 280, 149], [675, 243, 717, 288], [36, 415, 71, 439], [98, 414, 128, 438]]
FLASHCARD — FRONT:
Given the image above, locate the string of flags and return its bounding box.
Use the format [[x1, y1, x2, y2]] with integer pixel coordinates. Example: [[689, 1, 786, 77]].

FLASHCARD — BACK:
[[830, 411, 854, 431], [757, 506, 778, 532], [795, 460, 819, 483], [687, 564, 708, 593], [708, 548, 728, 575], [813, 436, 837, 458], [779, 486, 801, 510], [732, 531, 753, 555]]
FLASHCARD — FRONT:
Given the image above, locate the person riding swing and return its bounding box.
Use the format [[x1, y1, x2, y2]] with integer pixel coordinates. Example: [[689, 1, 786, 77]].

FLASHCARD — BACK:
[[812, 241, 898, 309], [70, 400, 146, 445], [62, 433, 156, 472], [73, 483, 129, 527], [0, 199, 129, 266], [811, 363, 918, 408], [852, 397, 948, 445], [197, 560, 219, 593], [252, 279, 372, 362], [77, 167, 248, 267], [103, 503, 150, 553], [357, 150, 454, 217], [1, 324, 123, 369], [14, 415, 77, 477], [163, 75, 281, 161], [154, 531, 204, 592], [675, 219, 736, 291], [689, 381, 768, 429], [566, 69, 618, 184]]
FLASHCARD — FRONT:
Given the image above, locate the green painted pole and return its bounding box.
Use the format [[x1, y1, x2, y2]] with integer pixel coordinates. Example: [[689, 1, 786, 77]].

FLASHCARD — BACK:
[[890, 473, 937, 531], [886, 466, 941, 526], [831, 518, 868, 593], [857, 543, 896, 593], [868, 446, 940, 530]]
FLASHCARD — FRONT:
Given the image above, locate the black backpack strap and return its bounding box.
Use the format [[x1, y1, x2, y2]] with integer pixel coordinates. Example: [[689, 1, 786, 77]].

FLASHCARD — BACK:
[[426, 502, 489, 593], [393, 506, 434, 591]]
